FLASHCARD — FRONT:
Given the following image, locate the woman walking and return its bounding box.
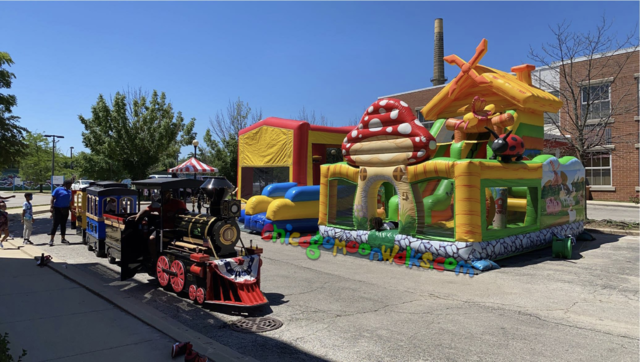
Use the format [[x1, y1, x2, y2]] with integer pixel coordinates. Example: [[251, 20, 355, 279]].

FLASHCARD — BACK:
[[49, 179, 73, 246]]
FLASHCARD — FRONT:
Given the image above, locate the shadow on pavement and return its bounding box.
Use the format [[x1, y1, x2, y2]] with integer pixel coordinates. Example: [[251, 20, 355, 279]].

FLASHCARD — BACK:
[[5, 219, 330, 361], [498, 233, 624, 268], [66, 261, 329, 362]]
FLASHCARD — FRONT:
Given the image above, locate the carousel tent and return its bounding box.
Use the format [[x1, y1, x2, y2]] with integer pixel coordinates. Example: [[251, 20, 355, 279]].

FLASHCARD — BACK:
[[168, 157, 218, 174]]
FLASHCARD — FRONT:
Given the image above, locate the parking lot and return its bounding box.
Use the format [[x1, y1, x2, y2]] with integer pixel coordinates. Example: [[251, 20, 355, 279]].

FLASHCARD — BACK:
[[4, 214, 639, 362]]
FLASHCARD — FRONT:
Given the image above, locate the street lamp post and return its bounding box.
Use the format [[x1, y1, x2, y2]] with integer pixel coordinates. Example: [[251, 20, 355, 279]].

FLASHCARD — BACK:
[[44, 134, 64, 189], [192, 140, 199, 179], [70, 146, 74, 170]]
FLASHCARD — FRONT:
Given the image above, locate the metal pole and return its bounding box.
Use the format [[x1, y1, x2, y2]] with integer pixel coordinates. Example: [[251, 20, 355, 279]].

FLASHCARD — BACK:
[[44, 135, 64, 189], [51, 137, 55, 187]]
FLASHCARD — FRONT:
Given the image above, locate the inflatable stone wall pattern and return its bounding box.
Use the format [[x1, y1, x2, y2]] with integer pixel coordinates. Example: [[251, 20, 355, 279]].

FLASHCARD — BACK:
[[319, 222, 584, 262]]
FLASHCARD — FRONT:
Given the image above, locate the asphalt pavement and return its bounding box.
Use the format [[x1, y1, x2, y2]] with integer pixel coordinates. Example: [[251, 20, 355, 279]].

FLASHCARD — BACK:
[[3, 213, 638, 362], [1, 192, 51, 209]]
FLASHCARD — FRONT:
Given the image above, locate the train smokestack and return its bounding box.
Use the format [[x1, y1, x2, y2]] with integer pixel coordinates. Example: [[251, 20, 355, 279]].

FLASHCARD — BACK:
[[431, 18, 446, 86]]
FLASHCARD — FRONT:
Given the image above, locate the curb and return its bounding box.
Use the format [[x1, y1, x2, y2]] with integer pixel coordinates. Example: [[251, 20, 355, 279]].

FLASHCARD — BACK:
[[584, 227, 639, 236], [587, 202, 640, 209], [5, 239, 259, 362]]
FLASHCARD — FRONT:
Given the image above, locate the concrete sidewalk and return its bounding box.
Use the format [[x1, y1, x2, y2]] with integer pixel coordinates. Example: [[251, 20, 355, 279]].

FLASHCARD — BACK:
[[0, 242, 176, 361]]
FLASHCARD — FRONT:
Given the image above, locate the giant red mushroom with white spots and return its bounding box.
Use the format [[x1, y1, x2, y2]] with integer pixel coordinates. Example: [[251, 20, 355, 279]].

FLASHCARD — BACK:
[[342, 98, 437, 167]]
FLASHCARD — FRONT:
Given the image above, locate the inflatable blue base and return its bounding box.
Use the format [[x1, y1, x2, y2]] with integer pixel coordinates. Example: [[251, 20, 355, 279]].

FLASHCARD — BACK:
[[243, 213, 319, 234]]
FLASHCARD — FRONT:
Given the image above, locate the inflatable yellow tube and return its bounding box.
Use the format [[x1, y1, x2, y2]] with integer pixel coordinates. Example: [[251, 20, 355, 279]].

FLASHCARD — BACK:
[[454, 161, 482, 242], [508, 198, 527, 212], [267, 200, 320, 221], [245, 196, 279, 215]]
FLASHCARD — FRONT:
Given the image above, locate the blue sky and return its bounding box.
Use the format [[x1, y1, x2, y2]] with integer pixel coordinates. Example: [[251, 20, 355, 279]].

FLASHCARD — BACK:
[[2, 1, 638, 158]]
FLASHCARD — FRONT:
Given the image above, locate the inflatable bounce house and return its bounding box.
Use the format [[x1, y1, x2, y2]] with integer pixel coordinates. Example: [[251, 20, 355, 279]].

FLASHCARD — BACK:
[[312, 39, 587, 263], [239, 118, 353, 232]]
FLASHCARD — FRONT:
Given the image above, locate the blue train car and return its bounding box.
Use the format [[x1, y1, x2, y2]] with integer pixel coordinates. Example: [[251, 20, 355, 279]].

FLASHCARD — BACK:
[[85, 183, 138, 258]]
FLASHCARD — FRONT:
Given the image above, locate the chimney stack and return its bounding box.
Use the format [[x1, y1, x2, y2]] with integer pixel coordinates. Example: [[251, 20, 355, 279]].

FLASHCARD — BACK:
[[431, 18, 446, 86]]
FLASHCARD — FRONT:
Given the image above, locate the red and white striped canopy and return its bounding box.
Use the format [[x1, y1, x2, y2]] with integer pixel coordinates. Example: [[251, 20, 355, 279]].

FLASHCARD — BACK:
[[168, 157, 217, 173]]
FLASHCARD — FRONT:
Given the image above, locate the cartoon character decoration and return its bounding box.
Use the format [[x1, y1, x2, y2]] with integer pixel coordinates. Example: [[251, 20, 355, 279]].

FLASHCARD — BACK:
[[446, 97, 516, 143], [550, 161, 562, 185], [484, 127, 525, 163], [568, 206, 577, 222], [545, 197, 562, 215], [559, 184, 576, 207], [342, 98, 437, 167]]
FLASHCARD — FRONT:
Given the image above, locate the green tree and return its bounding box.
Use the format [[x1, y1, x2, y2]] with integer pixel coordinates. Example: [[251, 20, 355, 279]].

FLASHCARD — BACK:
[[79, 90, 192, 181], [1, 332, 27, 362], [72, 151, 125, 181], [18, 133, 52, 188], [18, 132, 74, 190], [0, 52, 27, 168], [155, 112, 196, 171]]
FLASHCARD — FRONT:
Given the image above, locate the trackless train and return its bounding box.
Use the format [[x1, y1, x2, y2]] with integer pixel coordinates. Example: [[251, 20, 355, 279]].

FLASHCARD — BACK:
[[75, 176, 267, 308]]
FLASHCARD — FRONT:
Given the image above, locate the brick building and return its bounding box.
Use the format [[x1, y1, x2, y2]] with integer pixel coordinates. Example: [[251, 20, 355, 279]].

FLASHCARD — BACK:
[[378, 48, 639, 202]]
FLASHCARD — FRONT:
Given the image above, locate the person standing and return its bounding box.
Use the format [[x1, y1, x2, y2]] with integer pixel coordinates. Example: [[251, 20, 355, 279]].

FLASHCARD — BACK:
[[0, 201, 8, 248], [22, 193, 34, 245], [49, 179, 73, 246]]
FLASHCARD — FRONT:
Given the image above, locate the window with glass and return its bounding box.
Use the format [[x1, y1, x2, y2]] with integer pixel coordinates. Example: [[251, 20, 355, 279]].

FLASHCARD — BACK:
[[416, 112, 435, 130], [584, 126, 612, 145], [581, 83, 611, 120], [544, 91, 560, 125], [584, 153, 612, 186]]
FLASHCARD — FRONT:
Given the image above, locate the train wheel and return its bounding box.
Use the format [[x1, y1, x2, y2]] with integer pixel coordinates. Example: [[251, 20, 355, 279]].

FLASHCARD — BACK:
[[195, 287, 206, 305], [87, 243, 94, 252], [188, 285, 197, 301], [156, 256, 170, 288], [170, 260, 186, 294]]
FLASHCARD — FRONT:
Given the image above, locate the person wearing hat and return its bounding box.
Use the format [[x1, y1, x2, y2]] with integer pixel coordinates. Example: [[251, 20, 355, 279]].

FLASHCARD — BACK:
[[49, 179, 73, 246]]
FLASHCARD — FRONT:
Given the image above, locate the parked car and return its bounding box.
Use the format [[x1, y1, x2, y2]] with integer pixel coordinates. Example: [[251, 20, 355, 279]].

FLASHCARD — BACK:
[[72, 180, 94, 191]]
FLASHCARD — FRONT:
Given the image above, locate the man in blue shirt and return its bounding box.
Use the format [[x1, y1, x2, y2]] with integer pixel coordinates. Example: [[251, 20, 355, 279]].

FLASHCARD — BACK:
[[49, 179, 73, 246]]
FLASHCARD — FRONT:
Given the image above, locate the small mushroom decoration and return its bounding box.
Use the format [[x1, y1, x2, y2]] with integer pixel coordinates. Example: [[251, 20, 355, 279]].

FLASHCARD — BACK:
[[342, 98, 438, 167]]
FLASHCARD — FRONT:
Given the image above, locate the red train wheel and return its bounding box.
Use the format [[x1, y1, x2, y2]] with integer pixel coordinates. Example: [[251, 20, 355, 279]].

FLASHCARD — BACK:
[[170, 260, 186, 293], [195, 287, 206, 305], [156, 256, 170, 287], [188, 285, 197, 301]]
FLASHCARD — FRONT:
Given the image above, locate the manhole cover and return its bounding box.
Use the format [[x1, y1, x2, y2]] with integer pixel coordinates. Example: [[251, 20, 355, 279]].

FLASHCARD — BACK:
[[229, 317, 283, 333]]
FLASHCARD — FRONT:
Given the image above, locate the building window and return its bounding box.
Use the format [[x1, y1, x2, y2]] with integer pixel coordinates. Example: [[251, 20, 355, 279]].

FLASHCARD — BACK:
[[544, 91, 561, 125], [416, 112, 434, 130], [584, 153, 612, 186], [585, 126, 612, 145], [581, 83, 611, 120]]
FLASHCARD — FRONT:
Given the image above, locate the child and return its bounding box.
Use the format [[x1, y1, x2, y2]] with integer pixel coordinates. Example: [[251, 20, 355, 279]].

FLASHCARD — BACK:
[[0, 201, 8, 248], [22, 193, 34, 245], [371, 217, 397, 232]]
